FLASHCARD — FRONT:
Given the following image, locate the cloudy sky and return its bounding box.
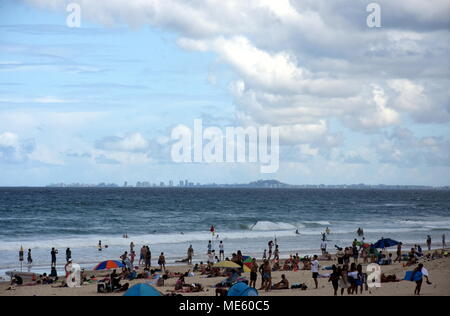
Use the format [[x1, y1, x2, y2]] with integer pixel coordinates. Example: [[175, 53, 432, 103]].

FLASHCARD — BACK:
[[0, 0, 449, 186]]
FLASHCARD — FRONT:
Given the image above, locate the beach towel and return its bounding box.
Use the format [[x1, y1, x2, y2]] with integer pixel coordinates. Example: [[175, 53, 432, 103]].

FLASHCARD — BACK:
[[404, 271, 423, 282]]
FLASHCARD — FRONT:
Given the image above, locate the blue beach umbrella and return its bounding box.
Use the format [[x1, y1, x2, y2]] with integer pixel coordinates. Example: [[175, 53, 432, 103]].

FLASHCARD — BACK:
[[228, 282, 258, 297], [123, 283, 162, 297], [373, 238, 400, 249]]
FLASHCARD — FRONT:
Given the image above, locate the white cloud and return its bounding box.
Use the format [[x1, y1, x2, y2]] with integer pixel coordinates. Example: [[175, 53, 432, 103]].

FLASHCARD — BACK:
[[95, 133, 150, 152]]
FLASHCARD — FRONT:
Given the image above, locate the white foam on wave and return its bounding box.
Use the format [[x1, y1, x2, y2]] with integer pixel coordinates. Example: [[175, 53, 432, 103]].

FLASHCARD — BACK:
[[249, 221, 298, 231]]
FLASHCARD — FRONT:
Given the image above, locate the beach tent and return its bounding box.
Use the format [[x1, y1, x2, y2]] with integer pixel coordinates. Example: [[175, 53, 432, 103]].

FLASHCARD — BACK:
[[214, 261, 241, 269], [373, 238, 400, 249], [94, 260, 124, 271], [228, 282, 258, 297], [242, 256, 253, 273], [123, 283, 162, 297]]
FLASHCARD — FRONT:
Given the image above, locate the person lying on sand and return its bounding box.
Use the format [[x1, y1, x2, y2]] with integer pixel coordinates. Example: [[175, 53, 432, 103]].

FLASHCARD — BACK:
[[271, 274, 289, 290], [380, 273, 400, 283]]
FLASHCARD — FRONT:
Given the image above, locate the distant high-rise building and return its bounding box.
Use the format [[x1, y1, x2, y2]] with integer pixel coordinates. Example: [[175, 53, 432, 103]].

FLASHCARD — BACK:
[[185, 180, 189, 187], [179, 180, 184, 187], [123, 181, 128, 187], [169, 180, 174, 187]]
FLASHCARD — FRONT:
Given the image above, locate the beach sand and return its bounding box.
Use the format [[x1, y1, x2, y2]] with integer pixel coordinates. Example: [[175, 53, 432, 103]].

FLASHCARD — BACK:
[[1, 254, 450, 296]]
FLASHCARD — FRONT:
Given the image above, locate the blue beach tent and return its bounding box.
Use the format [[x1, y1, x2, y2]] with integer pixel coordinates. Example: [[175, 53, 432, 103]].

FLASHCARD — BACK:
[[228, 282, 259, 297], [123, 283, 162, 297]]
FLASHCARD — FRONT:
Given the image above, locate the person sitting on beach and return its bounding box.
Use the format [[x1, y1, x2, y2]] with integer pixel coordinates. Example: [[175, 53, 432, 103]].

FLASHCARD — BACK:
[[110, 270, 121, 291], [7, 275, 23, 290], [272, 259, 280, 271], [272, 274, 289, 290], [380, 273, 399, 283], [404, 248, 418, 267], [215, 269, 240, 288], [282, 260, 291, 271], [175, 275, 186, 291]]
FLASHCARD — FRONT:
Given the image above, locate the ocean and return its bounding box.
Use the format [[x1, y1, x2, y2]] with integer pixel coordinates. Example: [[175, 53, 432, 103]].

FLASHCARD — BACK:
[[0, 188, 449, 279]]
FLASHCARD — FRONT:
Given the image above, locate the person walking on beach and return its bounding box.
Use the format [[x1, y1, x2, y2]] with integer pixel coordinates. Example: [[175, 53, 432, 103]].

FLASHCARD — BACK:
[[65, 248, 72, 263], [187, 245, 194, 265], [411, 263, 432, 296], [311, 255, 320, 289], [158, 252, 166, 272], [443, 234, 446, 249], [219, 241, 224, 261], [426, 235, 432, 251], [27, 249, 33, 265], [51, 248, 58, 268]]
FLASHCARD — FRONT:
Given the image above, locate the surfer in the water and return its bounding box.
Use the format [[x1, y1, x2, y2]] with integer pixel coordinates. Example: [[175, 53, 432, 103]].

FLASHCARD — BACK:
[[296, 229, 300, 235]]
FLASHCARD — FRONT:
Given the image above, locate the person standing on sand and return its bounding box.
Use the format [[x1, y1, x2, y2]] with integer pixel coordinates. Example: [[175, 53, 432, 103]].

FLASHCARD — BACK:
[[66, 248, 72, 263], [273, 245, 280, 261], [139, 246, 146, 266], [187, 245, 194, 264], [262, 260, 272, 292], [158, 252, 166, 272], [145, 246, 151, 269], [27, 249, 33, 265], [427, 235, 432, 251], [219, 241, 224, 261], [250, 258, 258, 289], [321, 242, 327, 255], [268, 241, 274, 260], [411, 263, 432, 296], [51, 248, 58, 268], [207, 241, 212, 254], [130, 242, 135, 253], [394, 243, 403, 263], [443, 234, 446, 249], [311, 255, 320, 289]]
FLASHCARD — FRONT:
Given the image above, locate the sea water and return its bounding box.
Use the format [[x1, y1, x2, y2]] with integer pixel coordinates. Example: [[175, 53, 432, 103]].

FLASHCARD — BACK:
[[0, 188, 449, 278]]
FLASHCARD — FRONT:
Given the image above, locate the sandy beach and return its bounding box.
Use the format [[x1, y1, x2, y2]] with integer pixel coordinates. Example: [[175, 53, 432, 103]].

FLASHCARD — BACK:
[[2, 251, 449, 297]]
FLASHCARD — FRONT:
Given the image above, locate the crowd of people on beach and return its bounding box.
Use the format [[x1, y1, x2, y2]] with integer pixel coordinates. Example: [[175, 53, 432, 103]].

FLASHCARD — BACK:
[[7, 231, 449, 296]]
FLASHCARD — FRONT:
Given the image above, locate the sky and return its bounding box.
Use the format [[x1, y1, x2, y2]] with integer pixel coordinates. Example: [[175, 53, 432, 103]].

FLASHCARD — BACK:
[[0, 0, 449, 186]]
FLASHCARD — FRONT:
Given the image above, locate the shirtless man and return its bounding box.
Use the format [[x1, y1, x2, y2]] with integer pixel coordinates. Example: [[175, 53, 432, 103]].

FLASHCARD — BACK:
[[272, 274, 289, 290]]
